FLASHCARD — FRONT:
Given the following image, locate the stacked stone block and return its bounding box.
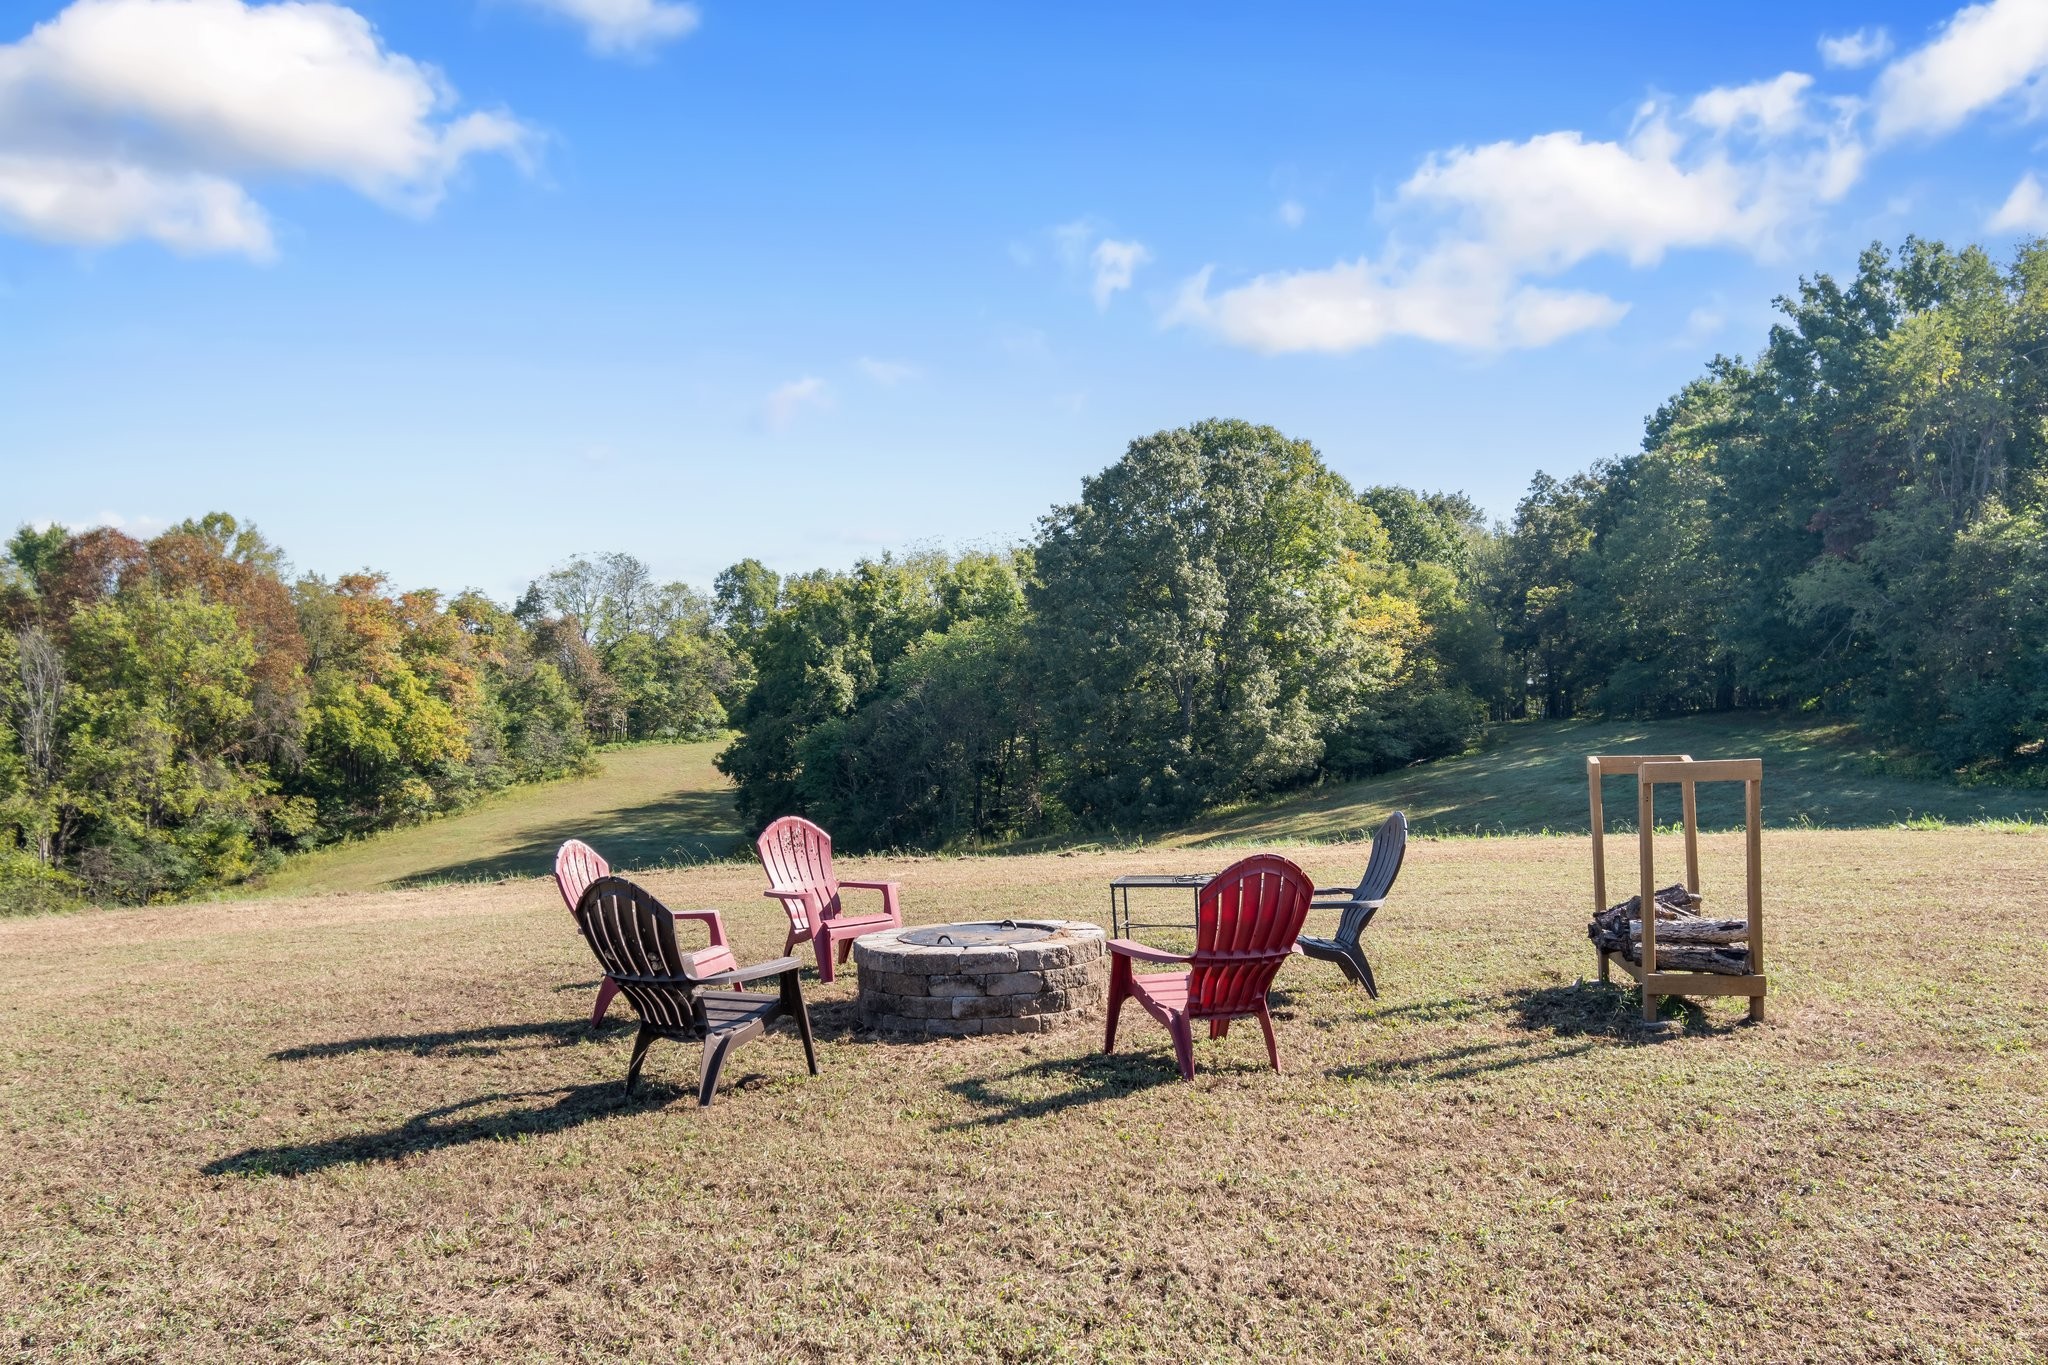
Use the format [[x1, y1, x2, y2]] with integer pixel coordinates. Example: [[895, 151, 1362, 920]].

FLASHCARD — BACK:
[[852, 921, 1108, 1036]]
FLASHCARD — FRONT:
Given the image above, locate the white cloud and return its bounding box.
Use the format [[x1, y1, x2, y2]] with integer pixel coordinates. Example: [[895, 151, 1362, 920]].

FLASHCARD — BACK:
[[1873, 0, 2048, 141], [1820, 27, 1893, 69], [1089, 237, 1149, 308], [1276, 198, 1306, 228], [1991, 170, 2048, 229], [856, 357, 921, 386], [505, 0, 699, 58], [761, 376, 829, 431], [0, 0, 533, 257], [0, 154, 271, 257], [1171, 89, 1861, 355], [1686, 72, 1815, 137]]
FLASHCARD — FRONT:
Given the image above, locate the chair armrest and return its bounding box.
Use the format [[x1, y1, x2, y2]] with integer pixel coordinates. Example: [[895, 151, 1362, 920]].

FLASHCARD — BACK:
[[670, 907, 730, 947], [1313, 885, 1360, 897], [698, 955, 804, 987], [762, 887, 808, 903], [1107, 938, 1193, 964], [1309, 896, 1385, 911], [837, 879, 899, 892]]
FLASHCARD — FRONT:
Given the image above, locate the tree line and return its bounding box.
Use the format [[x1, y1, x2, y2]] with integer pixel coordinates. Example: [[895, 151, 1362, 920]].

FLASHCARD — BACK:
[[5, 235, 2044, 906]]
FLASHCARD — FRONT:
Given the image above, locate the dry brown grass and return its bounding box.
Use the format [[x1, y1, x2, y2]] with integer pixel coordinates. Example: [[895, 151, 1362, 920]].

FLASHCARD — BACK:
[[3, 830, 2044, 1362]]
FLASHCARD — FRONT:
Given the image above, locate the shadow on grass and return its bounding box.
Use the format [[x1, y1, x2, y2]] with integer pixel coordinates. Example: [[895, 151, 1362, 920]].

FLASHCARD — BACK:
[[940, 1053, 1181, 1128], [389, 788, 742, 889], [1506, 980, 1742, 1039], [203, 1082, 661, 1178], [270, 1019, 612, 1061]]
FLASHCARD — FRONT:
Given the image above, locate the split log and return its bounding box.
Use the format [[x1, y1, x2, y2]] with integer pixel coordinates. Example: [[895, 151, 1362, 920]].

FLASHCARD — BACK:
[[1624, 917, 1749, 946], [1588, 883, 1708, 954], [1624, 943, 1752, 975]]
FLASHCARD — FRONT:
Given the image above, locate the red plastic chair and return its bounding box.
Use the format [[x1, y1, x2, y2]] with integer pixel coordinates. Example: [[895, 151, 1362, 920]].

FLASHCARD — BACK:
[[1102, 853, 1314, 1080], [555, 839, 737, 1025], [755, 816, 902, 983]]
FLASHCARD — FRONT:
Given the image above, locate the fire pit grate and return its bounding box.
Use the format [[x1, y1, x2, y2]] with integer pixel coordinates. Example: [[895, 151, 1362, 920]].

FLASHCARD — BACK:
[[897, 919, 1056, 948]]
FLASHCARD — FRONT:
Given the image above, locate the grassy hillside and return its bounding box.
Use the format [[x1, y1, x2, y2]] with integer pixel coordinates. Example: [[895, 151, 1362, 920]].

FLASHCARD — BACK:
[[256, 738, 741, 897], [1170, 712, 2048, 846], [4, 830, 2042, 1359], [249, 716, 2047, 901]]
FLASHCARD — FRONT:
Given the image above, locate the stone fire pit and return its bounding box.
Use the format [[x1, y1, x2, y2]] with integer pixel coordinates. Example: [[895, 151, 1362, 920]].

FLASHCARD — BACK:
[[852, 919, 1107, 1037]]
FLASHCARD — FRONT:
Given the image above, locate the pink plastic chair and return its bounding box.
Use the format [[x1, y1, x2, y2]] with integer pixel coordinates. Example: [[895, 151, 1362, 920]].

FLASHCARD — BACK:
[[1102, 853, 1314, 1080], [755, 816, 902, 983], [554, 839, 737, 1024]]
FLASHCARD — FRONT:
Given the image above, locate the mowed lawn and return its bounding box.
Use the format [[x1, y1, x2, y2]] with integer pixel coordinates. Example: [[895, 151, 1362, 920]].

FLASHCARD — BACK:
[[1172, 713, 2048, 846], [256, 739, 742, 897], [3, 830, 2043, 1361]]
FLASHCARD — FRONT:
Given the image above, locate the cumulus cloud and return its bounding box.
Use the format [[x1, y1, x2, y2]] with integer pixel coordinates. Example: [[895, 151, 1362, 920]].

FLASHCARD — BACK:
[[1276, 198, 1306, 228], [0, 0, 533, 257], [856, 357, 921, 386], [1873, 0, 2048, 141], [1089, 238, 1149, 308], [1991, 171, 2048, 230], [761, 376, 829, 431], [505, 0, 699, 58], [1820, 27, 1893, 69], [1170, 89, 1862, 354]]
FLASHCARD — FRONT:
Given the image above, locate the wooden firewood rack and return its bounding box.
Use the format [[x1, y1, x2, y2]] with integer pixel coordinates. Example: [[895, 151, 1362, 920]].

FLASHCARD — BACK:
[[1587, 754, 1767, 1025]]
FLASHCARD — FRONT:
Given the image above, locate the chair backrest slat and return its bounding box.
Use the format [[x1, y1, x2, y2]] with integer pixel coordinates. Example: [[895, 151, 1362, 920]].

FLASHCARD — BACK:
[[1354, 812, 1408, 903], [1187, 854, 1312, 1017], [757, 816, 841, 931], [555, 839, 611, 914]]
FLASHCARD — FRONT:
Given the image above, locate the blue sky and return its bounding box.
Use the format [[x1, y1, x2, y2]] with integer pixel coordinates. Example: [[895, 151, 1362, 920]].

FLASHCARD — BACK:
[[5, 0, 2048, 600]]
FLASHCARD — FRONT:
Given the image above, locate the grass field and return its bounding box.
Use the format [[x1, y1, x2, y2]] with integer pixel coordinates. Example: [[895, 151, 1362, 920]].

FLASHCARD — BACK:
[[1173, 713, 2048, 846], [4, 826, 2044, 1361], [255, 739, 741, 897]]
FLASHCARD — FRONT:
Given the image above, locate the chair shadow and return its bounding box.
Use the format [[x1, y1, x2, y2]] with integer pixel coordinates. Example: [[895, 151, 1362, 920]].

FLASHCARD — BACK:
[[203, 1082, 659, 1178], [940, 1052, 1181, 1129], [270, 1019, 611, 1062]]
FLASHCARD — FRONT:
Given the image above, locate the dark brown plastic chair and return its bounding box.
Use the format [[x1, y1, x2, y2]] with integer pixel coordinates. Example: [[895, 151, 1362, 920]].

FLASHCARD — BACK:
[[1296, 811, 1406, 997], [574, 875, 818, 1105]]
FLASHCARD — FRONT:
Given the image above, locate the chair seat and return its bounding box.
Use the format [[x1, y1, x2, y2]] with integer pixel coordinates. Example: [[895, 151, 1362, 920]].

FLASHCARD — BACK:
[[698, 990, 785, 1032], [1130, 970, 1190, 1010], [1297, 935, 1343, 956], [686, 945, 740, 975], [818, 913, 896, 935]]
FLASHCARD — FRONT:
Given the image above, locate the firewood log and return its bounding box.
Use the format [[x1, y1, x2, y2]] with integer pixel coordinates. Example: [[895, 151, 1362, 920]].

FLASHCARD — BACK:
[[1625, 918, 1749, 945], [1626, 944, 1751, 974]]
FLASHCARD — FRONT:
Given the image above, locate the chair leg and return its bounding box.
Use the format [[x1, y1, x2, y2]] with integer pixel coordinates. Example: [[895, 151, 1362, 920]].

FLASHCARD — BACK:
[[1329, 952, 1362, 986], [812, 932, 836, 984], [1168, 1015, 1196, 1081], [1103, 956, 1131, 1054], [1210, 1019, 1229, 1040], [1255, 1002, 1280, 1072], [697, 1029, 741, 1107], [624, 1024, 658, 1097], [837, 936, 856, 966], [1352, 948, 1378, 1000], [783, 970, 819, 1075], [591, 976, 622, 1027]]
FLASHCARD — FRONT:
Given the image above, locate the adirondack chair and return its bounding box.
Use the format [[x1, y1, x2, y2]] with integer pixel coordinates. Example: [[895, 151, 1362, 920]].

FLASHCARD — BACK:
[[755, 816, 902, 983], [1102, 853, 1315, 1081], [575, 875, 818, 1104], [555, 839, 738, 1026], [1296, 810, 1407, 997]]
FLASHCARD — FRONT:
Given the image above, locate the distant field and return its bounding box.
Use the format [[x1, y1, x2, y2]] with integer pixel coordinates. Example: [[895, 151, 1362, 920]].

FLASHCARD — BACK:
[[1171, 713, 2048, 846], [3, 829, 2041, 1360], [255, 738, 741, 897]]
